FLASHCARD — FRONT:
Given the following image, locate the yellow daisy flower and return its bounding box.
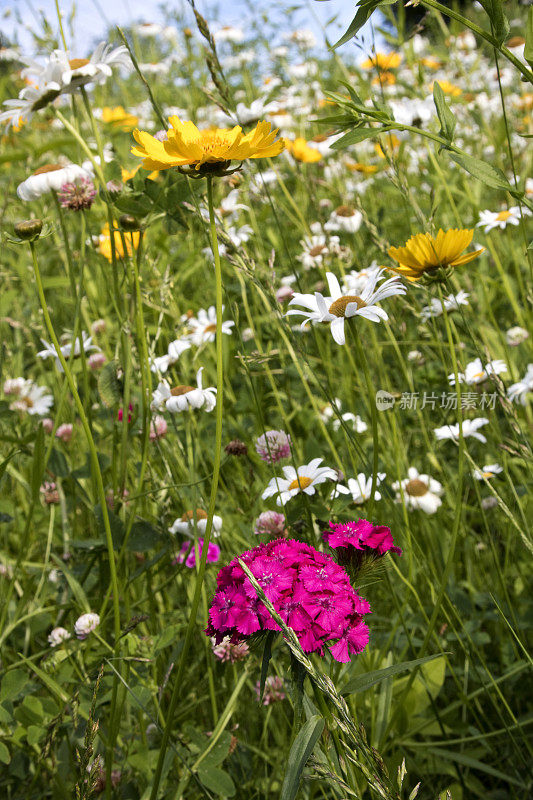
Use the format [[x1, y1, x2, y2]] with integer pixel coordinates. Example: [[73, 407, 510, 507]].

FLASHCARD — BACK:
[[131, 118, 284, 174], [102, 106, 139, 130], [99, 222, 140, 261], [361, 52, 402, 70], [430, 80, 462, 97], [388, 229, 484, 282], [283, 137, 322, 163]]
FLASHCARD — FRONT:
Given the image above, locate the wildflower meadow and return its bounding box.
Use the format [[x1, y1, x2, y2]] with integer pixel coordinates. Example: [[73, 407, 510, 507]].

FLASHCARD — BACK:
[[1, 1, 532, 798]]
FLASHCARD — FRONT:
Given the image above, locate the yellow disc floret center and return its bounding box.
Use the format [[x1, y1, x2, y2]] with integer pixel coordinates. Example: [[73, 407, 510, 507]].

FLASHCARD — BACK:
[[405, 479, 429, 497], [289, 476, 313, 491], [171, 385, 195, 396], [496, 210, 512, 221], [329, 296, 366, 317], [181, 509, 208, 521]]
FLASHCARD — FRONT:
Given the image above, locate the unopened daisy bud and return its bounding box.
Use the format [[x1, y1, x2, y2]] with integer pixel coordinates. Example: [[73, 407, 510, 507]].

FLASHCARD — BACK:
[[74, 612, 100, 640], [253, 510, 286, 537], [14, 218, 42, 241], [119, 214, 140, 231], [48, 626, 71, 647], [225, 439, 248, 456], [56, 423, 73, 442], [183, 27, 193, 37], [255, 429, 291, 463], [58, 177, 96, 211], [88, 352, 106, 370]]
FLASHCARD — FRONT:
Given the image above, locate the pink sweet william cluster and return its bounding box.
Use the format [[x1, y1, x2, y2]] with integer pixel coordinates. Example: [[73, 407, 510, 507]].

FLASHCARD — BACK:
[[324, 519, 401, 570], [205, 538, 371, 663]]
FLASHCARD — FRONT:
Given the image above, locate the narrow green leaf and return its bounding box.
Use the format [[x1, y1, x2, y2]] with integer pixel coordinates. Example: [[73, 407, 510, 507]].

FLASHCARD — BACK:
[[426, 748, 527, 788], [280, 715, 324, 800], [342, 653, 445, 695], [433, 82, 456, 143], [259, 631, 275, 703], [478, 0, 509, 46], [30, 424, 45, 498], [50, 554, 90, 612], [447, 151, 512, 191], [331, 126, 392, 149]]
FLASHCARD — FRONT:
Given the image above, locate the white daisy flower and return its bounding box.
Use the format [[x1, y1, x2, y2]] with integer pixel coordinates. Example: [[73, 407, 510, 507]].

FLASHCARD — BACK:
[[185, 307, 235, 346], [434, 418, 490, 443], [473, 463, 503, 480], [151, 367, 216, 413], [74, 612, 100, 640], [287, 269, 406, 345], [507, 364, 533, 405], [420, 291, 470, 321], [324, 205, 363, 234], [48, 627, 71, 647], [477, 207, 530, 233], [331, 413, 368, 433], [169, 510, 223, 538], [448, 358, 507, 386], [37, 332, 97, 372], [150, 339, 191, 374], [392, 467, 443, 514], [17, 162, 91, 201], [262, 458, 337, 506], [55, 43, 131, 90], [297, 234, 340, 269], [6, 378, 53, 416], [341, 263, 381, 295], [331, 472, 386, 503], [0, 57, 63, 128], [214, 25, 244, 42], [218, 188, 249, 220]]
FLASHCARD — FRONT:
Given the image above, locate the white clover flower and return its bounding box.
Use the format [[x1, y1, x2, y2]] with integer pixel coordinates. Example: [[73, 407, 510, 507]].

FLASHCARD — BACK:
[[297, 234, 340, 269], [169, 510, 223, 537], [505, 326, 529, 346], [74, 612, 100, 640], [392, 467, 443, 514], [151, 368, 216, 413], [287, 269, 406, 345], [331, 472, 386, 503], [48, 627, 71, 647], [448, 358, 507, 386], [507, 364, 533, 405], [434, 418, 490, 443], [262, 458, 337, 506]]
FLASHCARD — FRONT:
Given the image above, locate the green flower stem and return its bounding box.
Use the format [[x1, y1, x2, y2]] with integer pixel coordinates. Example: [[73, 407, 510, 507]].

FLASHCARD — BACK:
[[29, 241, 123, 782], [350, 322, 379, 519], [149, 174, 225, 800]]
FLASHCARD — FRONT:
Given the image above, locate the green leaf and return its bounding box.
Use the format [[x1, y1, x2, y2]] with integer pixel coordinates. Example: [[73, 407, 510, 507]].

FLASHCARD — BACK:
[[446, 150, 512, 191], [331, 0, 393, 49], [342, 653, 445, 695], [50, 554, 90, 612], [426, 748, 527, 788], [197, 765, 236, 796], [525, 7, 533, 68], [478, 0, 509, 46], [331, 126, 391, 149], [280, 715, 324, 800], [127, 520, 164, 551], [48, 448, 69, 478], [0, 669, 28, 702], [97, 360, 123, 407], [433, 82, 456, 143], [94, 504, 124, 549], [0, 741, 10, 764], [259, 631, 275, 703]]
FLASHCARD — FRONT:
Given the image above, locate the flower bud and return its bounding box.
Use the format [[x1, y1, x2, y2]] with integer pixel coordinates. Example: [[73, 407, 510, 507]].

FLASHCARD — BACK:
[[14, 219, 42, 241], [119, 214, 139, 231]]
